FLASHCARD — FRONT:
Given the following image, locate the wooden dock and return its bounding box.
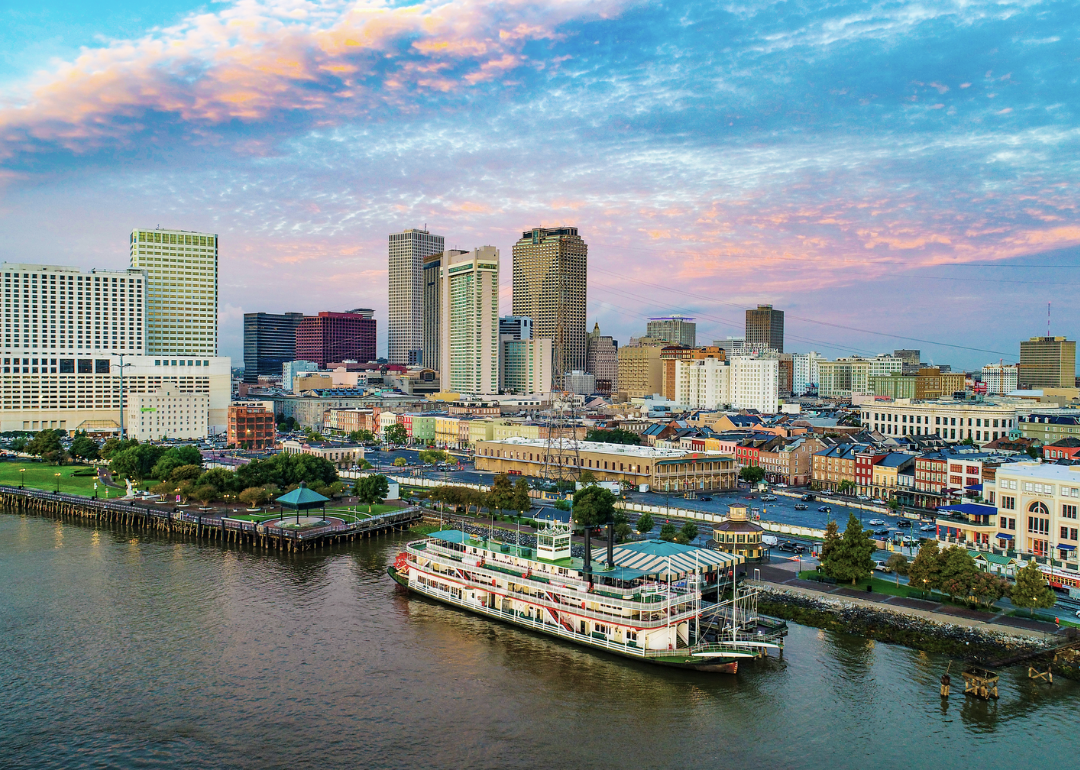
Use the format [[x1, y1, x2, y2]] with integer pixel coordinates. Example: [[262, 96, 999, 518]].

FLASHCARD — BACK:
[[0, 486, 423, 552]]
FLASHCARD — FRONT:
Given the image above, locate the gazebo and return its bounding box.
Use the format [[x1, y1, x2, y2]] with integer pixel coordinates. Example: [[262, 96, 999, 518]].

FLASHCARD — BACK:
[[275, 482, 330, 526]]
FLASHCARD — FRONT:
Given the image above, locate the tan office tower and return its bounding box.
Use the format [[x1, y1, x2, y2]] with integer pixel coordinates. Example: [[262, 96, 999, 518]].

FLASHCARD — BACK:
[[745, 304, 784, 353], [1019, 336, 1076, 388], [130, 228, 218, 355], [512, 227, 587, 387], [389, 228, 444, 365]]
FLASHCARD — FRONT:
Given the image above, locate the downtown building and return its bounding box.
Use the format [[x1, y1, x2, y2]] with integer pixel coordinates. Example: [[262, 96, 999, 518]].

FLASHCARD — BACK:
[[243, 312, 303, 383], [745, 304, 784, 353], [389, 228, 444, 365], [512, 226, 587, 386], [982, 362, 1019, 395], [646, 315, 696, 347], [130, 228, 218, 355], [586, 322, 618, 395], [1019, 336, 1076, 388], [672, 354, 780, 414], [296, 310, 376, 368], [439, 247, 500, 395]]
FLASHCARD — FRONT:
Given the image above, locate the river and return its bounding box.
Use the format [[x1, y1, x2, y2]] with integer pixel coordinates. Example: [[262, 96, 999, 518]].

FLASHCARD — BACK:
[[1, 512, 1076, 770]]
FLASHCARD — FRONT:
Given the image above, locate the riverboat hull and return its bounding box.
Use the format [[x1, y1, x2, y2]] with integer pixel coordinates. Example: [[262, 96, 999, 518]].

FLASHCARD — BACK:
[[388, 566, 741, 674]]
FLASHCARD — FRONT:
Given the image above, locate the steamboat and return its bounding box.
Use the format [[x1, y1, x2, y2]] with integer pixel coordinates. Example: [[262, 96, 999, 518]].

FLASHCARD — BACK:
[[388, 520, 786, 673]]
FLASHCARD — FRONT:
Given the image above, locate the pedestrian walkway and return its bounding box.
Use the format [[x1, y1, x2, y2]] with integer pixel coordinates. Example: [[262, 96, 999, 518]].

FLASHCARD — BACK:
[[752, 561, 1064, 640]]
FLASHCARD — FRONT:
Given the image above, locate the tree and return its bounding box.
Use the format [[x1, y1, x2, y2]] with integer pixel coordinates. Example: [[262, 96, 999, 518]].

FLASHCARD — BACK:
[[100, 437, 138, 460], [959, 436, 975, 447], [191, 484, 218, 506], [907, 539, 943, 594], [239, 486, 271, 508], [199, 467, 238, 493], [151, 445, 203, 481], [822, 513, 874, 585], [573, 485, 617, 574], [355, 474, 390, 512], [739, 466, 765, 485], [349, 429, 375, 444], [837, 479, 856, 496], [167, 464, 202, 483], [885, 553, 909, 586], [659, 523, 678, 542], [680, 522, 699, 542], [512, 478, 531, 517], [392, 457, 407, 467], [819, 520, 840, 572], [969, 571, 1010, 608], [615, 522, 633, 543], [578, 469, 598, 485], [69, 432, 100, 462], [1010, 560, 1057, 617], [553, 499, 572, 511], [887, 498, 900, 512], [584, 428, 640, 445], [487, 473, 515, 517], [26, 429, 64, 463], [636, 512, 654, 535], [938, 546, 981, 602], [384, 424, 408, 445]]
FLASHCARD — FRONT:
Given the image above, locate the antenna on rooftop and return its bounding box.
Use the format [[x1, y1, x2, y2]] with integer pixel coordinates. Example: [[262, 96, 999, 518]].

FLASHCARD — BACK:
[[1048, 301, 1051, 337]]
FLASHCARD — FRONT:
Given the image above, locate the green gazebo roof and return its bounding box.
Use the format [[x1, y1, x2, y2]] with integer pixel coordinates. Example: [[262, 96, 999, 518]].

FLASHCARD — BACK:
[[276, 483, 330, 510]]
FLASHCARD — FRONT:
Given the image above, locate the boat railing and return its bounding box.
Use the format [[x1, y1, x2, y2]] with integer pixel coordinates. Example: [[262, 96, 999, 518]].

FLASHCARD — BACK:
[[415, 549, 694, 615]]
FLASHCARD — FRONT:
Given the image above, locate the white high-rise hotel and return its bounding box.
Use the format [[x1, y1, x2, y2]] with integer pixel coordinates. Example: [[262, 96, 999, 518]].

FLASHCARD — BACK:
[[0, 228, 230, 435], [130, 228, 219, 355], [388, 228, 444, 365]]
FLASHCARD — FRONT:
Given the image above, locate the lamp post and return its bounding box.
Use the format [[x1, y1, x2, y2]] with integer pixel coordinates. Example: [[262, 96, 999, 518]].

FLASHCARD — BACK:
[[112, 354, 133, 441], [54, 472, 61, 494], [19, 468, 25, 489]]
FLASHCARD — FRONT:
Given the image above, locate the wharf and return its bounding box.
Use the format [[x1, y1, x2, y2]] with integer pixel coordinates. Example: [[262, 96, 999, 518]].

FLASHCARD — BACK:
[[0, 486, 423, 552]]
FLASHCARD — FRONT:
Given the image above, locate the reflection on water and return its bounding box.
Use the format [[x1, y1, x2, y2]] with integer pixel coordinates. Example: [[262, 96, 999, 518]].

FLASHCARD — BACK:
[[0, 511, 1077, 770]]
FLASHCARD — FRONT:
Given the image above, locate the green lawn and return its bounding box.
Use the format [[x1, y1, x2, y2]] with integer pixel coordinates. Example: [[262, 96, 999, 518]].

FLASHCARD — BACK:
[[326, 503, 399, 518], [798, 570, 914, 598], [0, 462, 103, 495]]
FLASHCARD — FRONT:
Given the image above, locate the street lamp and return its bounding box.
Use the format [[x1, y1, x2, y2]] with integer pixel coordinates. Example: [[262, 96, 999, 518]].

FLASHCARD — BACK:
[[54, 472, 61, 494], [19, 468, 26, 489]]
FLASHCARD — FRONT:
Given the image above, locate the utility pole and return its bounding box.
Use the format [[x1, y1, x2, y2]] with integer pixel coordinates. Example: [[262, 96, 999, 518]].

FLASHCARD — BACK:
[[113, 354, 132, 440]]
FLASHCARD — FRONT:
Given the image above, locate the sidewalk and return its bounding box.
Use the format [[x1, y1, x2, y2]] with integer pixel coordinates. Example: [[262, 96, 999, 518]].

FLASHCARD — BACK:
[[752, 558, 1064, 641]]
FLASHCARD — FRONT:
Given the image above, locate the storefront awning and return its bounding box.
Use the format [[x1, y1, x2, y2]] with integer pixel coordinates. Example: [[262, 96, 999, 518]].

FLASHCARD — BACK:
[[996, 533, 1014, 540], [1058, 544, 1076, 551]]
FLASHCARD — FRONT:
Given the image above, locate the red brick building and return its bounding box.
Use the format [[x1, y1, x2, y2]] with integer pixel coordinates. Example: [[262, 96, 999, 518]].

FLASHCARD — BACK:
[[227, 403, 276, 450], [296, 311, 376, 368]]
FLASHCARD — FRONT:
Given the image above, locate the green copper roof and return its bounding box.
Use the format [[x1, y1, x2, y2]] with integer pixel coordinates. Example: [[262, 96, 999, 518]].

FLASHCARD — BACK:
[[275, 483, 330, 509]]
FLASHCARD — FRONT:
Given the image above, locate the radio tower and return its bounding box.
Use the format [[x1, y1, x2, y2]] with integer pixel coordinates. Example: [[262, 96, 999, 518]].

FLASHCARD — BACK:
[[542, 263, 581, 485]]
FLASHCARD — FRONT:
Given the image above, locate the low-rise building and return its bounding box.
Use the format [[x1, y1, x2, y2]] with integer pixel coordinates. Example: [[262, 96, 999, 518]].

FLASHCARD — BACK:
[[756, 435, 824, 487], [1017, 413, 1080, 444], [992, 463, 1080, 571], [475, 437, 737, 492], [868, 453, 916, 500], [279, 438, 364, 469], [227, 402, 276, 449], [861, 400, 1027, 445], [712, 504, 765, 560], [126, 385, 209, 442], [1043, 437, 1080, 462]]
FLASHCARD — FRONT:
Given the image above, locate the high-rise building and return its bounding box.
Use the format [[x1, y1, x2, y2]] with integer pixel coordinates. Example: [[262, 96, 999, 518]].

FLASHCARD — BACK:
[[389, 228, 444, 365], [672, 354, 780, 413], [563, 370, 596, 395], [791, 351, 823, 395], [660, 345, 725, 400], [501, 338, 552, 395], [242, 312, 303, 383], [129, 228, 218, 355], [646, 315, 696, 347], [817, 355, 903, 399], [893, 349, 921, 366], [499, 315, 533, 341], [585, 323, 618, 395], [512, 226, 587, 386], [296, 311, 376, 368], [1019, 336, 1076, 388], [745, 304, 784, 353], [616, 341, 663, 400], [982, 363, 1019, 395], [439, 247, 500, 394], [422, 250, 464, 372]]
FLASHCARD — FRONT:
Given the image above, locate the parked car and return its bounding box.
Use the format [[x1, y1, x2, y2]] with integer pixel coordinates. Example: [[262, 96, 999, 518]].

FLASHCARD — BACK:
[[801, 494, 815, 502], [868, 518, 885, 526], [762, 495, 777, 502], [774, 483, 788, 488], [794, 503, 808, 511], [857, 495, 870, 501], [818, 506, 831, 513], [920, 524, 935, 532], [871, 499, 887, 505], [700, 496, 712, 502], [874, 560, 890, 572], [873, 529, 891, 537], [897, 519, 912, 528], [793, 545, 807, 554]]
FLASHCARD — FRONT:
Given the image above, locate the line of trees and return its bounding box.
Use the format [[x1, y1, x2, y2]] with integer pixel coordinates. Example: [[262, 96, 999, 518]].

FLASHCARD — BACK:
[[584, 428, 640, 446], [906, 539, 1021, 609]]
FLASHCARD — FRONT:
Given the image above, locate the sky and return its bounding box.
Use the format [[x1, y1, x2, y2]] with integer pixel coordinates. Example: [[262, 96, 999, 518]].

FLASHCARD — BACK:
[[0, 0, 1078, 370]]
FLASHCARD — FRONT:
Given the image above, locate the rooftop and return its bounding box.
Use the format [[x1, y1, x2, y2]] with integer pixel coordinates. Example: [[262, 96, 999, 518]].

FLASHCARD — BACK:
[[480, 436, 730, 460], [995, 462, 1080, 482]]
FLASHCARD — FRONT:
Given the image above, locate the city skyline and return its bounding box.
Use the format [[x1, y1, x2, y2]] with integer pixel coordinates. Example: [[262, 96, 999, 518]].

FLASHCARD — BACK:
[[0, 1, 1078, 369]]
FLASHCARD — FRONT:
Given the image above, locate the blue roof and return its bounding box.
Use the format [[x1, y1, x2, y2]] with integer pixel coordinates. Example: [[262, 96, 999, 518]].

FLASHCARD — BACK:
[[937, 503, 996, 516], [429, 529, 468, 544], [878, 453, 913, 467]]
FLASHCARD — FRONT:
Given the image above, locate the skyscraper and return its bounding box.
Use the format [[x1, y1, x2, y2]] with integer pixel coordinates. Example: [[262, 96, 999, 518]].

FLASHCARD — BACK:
[[646, 315, 696, 347], [296, 311, 376, 368], [243, 312, 303, 383], [439, 247, 500, 394], [129, 228, 218, 355], [512, 226, 587, 386], [499, 315, 533, 341], [1019, 336, 1076, 388], [585, 322, 618, 395], [422, 249, 466, 373], [388, 228, 444, 365], [745, 304, 784, 353]]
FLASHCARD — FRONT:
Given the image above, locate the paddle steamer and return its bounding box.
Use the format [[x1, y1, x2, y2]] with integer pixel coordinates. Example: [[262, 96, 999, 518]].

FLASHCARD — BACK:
[[388, 520, 786, 673]]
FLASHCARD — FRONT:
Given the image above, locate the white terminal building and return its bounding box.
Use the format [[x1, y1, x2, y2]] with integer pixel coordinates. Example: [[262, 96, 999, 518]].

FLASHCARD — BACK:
[[860, 399, 1035, 445], [1, 260, 230, 436], [126, 383, 209, 441]]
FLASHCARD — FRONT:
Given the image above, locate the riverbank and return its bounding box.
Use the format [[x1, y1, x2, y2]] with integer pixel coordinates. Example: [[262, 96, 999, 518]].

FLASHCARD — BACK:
[[758, 588, 1080, 679]]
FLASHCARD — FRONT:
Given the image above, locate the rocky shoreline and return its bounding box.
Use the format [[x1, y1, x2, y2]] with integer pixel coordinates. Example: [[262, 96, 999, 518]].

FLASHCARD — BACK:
[[760, 588, 1079, 678]]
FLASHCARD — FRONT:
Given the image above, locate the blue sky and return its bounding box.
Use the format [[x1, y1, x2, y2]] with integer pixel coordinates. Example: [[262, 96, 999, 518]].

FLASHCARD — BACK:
[[0, 0, 1077, 368]]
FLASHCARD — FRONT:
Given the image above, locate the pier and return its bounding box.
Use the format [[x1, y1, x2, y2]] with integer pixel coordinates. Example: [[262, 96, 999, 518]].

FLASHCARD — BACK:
[[0, 486, 423, 552]]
